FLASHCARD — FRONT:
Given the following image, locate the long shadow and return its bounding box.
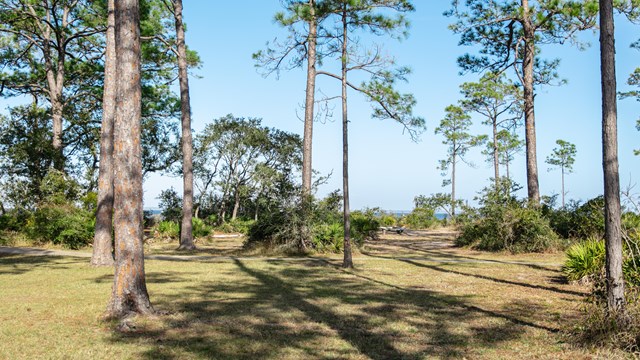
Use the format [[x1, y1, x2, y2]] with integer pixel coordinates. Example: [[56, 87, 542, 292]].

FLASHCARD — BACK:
[[0, 254, 86, 275], [107, 258, 565, 359], [319, 259, 560, 333], [365, 240, 560, 272], [396, 257, 586, 297], [231, 259, 413, 360]]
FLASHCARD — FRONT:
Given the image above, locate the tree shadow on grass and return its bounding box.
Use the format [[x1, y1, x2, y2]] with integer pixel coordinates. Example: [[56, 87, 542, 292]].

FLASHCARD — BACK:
[[108, 259, 563, 359], [0, 254, 86, 275], [396, 258, 586, 297]]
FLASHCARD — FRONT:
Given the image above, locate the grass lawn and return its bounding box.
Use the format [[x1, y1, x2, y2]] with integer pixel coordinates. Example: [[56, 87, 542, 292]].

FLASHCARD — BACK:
[[0, 232, 625, 359]]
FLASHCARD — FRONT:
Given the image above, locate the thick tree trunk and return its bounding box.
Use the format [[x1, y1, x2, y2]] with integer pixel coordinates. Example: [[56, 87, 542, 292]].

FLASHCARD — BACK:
[[107, 0, 153, 318], [302, 0, 317, 196], [91, 0, 116, 267], [599, 0, 625, 315], [521, 0, 540, 205], [173, 0, 195, 250], [341, 7, 353, 269]]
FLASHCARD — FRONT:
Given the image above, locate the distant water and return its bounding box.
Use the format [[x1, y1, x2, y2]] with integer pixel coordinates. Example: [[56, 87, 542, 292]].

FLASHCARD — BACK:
[[389, 210, 448, 220]]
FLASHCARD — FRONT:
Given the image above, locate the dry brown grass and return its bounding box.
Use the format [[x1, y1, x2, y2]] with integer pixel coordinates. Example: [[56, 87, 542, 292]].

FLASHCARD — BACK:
[[0, 231, 627, 359]]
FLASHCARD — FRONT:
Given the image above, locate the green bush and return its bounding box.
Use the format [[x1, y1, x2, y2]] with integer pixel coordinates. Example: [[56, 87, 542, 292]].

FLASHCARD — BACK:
[[0, 209, 33, 232], [216, 218, 254, 234], [155, 221, 179, 239], [350, 210, 380, 245], [562, 238, 606, 283], [457, 183, 559, 253], [28, 204, 94, 249], [312, 222, 344, 253], [546, 196, 605, 239], [402, 207, 436, 229], [246, 205, 311, 252], [192, 217, 212, 238]]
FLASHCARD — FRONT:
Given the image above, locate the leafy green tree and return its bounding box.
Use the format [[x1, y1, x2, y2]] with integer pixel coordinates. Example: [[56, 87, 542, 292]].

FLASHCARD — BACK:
[[0, 105, 57, 209], [459, 72, 523, 188], [435, 105, 484, 217], [0, 0, 106, 170], [545, 139, 576, 208], [447, 0, 598, 205], [414, 193, 464, 220], [316, 0, 423, 268]]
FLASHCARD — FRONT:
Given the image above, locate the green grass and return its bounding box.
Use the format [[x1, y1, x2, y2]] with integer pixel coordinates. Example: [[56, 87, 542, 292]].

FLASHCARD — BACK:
[[0, 233, 627, 359]]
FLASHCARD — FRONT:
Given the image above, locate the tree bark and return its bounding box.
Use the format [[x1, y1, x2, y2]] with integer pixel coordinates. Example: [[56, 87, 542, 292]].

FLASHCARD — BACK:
[[173, 0, 195, 250], [599, 0, 625, 315], [91, 0, 116, 267], [492, 121, 500, 189], [521, 0, 540, 206], [341, 6, 353, 269], [452, 151, 457, 217], [561, 165, 566, 209], [107, 0, 153, 318], [232, 188, 240, 221], [302, 0, 317, 196]]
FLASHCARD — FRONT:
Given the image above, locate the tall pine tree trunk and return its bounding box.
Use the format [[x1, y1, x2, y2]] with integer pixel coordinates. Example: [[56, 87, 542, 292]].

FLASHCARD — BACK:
[[91, 0, 116, 267], [521, 0, 540, 205], [452, 152, 457, 217], [492, 121, 499, 188], [302, 0, 317, 196], [107, 0, 153, 318], [173, 0, 195, 250], [599, 0, 625, 315], [341, 6, 353, 269]]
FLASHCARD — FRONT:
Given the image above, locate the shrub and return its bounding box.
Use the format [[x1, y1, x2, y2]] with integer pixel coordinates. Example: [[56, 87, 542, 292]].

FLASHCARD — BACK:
[[155, 221, 179, 239], [312, 222, 344, 253], [192, 217, 212, 238], [0, 209, 33, 232], [403, 207, 436, 229], [457, 183, 559, 253], [350, 210, 380, 245], [562, 238, 606, 283], [216, 218, 254, 234], [246, 205, 311, 252], [546, 196, 605, 239], [28, 204, 94, 249]]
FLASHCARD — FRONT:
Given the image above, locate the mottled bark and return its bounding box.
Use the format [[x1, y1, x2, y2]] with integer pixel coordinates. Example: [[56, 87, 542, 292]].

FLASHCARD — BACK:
[[341, 7, 353, 269], [107, 0, 153, 318], [521, 0, 540, 205], [302, 0, 317, 196], [91, 0, 116, 267], [599, 0, 625, 315], [173, 0, 195, 250]]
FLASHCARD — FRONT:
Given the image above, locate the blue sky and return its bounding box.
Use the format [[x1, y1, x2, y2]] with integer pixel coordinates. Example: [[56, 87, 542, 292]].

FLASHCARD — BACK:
[[3, 1, 638, 211], [148, 1, 637, 211]]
